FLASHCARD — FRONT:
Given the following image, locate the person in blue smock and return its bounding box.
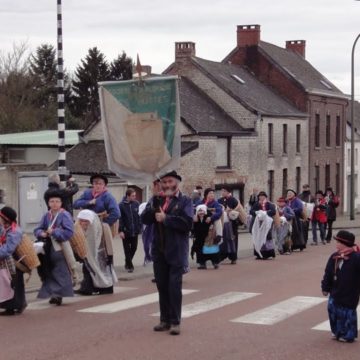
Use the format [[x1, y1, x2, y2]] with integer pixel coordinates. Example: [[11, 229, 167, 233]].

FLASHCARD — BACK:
[[73, 174, 120, 227], [0, 206, 27, 315], [34, 192, 74, 306]]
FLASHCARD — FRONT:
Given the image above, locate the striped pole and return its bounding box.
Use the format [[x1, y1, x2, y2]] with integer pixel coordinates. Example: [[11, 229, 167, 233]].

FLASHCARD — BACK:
[[57, 0, 66, 182]]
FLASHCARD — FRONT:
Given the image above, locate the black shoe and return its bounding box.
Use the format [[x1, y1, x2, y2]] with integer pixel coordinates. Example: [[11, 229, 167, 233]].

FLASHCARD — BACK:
[[153, 322, 171, 332], [127, 267, 134, 273], [0, 309, 15, 316], [151, 278, 156, 283], [16, 304, 27, 314], [169, 324, 181, 335], [230, 260, 237, 265], [49, 297, 62, 306], [197, 264, 206, 270], [98, 286, 113, 295], [213, 263, 219, 269], [74, 289, 93, 296]]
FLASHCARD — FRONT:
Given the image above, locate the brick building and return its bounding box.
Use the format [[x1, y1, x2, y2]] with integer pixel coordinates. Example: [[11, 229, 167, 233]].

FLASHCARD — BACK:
[[223, 24, 348, 200], [164, 42, 308, 203]]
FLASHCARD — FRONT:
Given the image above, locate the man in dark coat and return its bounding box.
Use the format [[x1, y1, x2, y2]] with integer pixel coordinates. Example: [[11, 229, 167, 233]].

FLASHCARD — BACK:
[[141, 171, 193, 336], [119, 188, 141, 273], [324, 187, 340, 243]]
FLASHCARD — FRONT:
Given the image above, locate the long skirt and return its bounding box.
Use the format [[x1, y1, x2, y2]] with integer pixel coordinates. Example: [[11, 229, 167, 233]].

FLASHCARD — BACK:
[[291, 217, 305, 250], [0, 269, 26, 312], [37, 243, 74, 299], [220, 222, 236, 261], [328, 297, 358, 342]]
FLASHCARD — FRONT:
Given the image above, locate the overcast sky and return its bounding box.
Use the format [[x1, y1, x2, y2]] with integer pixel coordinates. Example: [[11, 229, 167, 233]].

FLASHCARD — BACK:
[[1, 0, 360, 97]]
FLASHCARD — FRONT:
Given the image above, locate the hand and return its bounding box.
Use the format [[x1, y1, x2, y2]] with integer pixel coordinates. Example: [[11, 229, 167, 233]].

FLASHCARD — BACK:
[[119, 232, 125, 239], [40, 231, 48, 238], [205, 217, 211, 224], [155, 208, 166, 223], [89, 199, 96, 205], [47, 228, 53, 236]]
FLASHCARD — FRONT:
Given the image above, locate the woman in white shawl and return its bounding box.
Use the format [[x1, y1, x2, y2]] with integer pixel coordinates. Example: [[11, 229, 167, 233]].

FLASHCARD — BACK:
[[75, 210, 117, 295]]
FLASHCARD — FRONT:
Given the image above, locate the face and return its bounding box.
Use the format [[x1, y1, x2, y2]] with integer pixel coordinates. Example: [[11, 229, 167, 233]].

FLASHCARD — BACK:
[[48, 197, 62, 211], [161, 176, 179, 196], [258, 195, 266, 203], [128, 192, 137, 202], [206, 191, 215, 202], [0, 216, 5, 227], [92, 178, 106, 192], [79, 219, 90, 231], [316, 193, 323, 200], [336, 241, 347, 252], [221, 189, 230, 198], [197, 209, 205, 217], [287, 191, 295, 200], [277, 201, 285, 207]]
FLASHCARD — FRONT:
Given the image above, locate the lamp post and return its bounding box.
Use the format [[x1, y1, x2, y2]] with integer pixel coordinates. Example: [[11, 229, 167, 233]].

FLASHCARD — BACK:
[[350, 33, 360, 220], [57, 0, 66, 183]]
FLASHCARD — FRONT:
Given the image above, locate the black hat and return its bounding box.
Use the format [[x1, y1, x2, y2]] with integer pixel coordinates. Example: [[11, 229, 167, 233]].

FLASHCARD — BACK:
[[334, 230, 355, 247], [90, 174, 108, 185], [160, 170, 182, 182], [315, 190, 324, 196], [0, 206, 17, 223], [221, 185, 232, 193], [45, 189, 64, 204], [325, 187, 334, 195], [257, 191, 268, 198], [286, 189, 297, 196], [204, 188, 215, 199]]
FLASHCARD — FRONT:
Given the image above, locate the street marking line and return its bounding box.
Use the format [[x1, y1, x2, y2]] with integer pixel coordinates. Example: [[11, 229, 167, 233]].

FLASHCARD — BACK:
[[231, 296, 327, 325], [27, 286, 137, 311], [77, 289, 198, 314], [312, 317, 360, 332], [151, 292, 260, 318]]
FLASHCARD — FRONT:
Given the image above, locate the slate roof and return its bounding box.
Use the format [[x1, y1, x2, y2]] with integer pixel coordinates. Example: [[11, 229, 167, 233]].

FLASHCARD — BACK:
[[192, 57, 306, 118], [179, 77, 250, 134], [258, 41, 346, 98]]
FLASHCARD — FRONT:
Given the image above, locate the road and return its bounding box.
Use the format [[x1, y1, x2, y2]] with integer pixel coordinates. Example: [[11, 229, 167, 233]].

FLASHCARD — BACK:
[[2, 229, 360, 360]]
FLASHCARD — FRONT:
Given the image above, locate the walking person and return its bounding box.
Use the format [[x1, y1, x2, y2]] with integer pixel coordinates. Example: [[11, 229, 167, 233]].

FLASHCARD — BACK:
[[321, 230, 360, 342], [73, 174, 120, 232], [324, 187, 340, 243], [298, 184, 315, 246], [0, 207, 27, 315], [141, 171, 193, 335], [311, 190, 328, 246], [34, 192, 74, 306], [119, 188, 141, 273], [286, 189, 305, 251]]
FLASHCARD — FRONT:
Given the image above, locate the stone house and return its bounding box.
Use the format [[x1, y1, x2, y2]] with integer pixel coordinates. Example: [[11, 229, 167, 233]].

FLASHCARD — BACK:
[[164, 42, 309, 203], [223, 24, 348, 201]]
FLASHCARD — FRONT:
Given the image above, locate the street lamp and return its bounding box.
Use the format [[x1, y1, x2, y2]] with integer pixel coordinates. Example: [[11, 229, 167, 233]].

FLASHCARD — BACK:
[[350, 32, 360, 220]]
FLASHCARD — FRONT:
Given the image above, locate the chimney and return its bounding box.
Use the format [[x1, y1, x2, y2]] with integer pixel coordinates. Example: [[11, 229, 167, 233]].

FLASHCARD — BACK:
[[286, 40, 306, 58], [175, 42, 196, 62], [237, 24, 261, 47]]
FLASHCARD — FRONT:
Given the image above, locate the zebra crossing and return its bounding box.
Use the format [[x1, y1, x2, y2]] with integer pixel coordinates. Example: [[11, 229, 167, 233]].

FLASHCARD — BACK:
[[26, 287, 359, 332]]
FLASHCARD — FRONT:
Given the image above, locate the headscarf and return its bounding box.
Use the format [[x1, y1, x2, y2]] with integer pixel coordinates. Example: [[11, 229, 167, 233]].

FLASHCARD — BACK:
[[77, 209, 96, 224], [196, 204, 207, 214]]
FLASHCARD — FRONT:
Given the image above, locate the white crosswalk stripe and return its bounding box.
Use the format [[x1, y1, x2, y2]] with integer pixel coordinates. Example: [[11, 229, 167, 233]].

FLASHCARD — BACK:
[[312, 314, 360, 332], [27, 287, 137, 311], [231, 296, 327, 325], [151, 292, 260, 318], [78, 289, 198, 314]]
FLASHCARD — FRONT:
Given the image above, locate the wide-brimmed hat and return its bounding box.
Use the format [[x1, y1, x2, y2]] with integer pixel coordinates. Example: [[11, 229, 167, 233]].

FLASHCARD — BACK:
[[286, 189, 297, 196], [0, 206, 17, 223], [334, 230, 355, 247], [90, 174, 108, 185], [160, 170, 182, 182]]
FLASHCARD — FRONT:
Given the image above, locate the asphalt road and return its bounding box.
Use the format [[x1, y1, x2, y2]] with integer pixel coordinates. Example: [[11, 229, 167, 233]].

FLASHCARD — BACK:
[[2, 232, 360, 360]]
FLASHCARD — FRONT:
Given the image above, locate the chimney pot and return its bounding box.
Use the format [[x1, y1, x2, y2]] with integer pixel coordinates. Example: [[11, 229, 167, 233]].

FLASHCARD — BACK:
[[285, 40, 306, 58], [175, 42, 196, 62], [237, 24, 261, 47]]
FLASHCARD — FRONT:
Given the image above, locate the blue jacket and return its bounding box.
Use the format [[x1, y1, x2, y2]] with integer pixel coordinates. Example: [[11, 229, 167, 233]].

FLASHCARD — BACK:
[[0, 225, 23, 260], [203, 200, 223, 223], [119, 197, 141, 237], [73, 189, 120, 226], [34, 210, 74, 242], [287, 197, 304, 218], [141, 192, 193, 267]]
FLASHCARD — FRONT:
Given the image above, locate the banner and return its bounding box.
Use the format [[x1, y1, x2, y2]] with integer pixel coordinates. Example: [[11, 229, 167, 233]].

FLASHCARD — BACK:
[[98, 76, 180, 183]]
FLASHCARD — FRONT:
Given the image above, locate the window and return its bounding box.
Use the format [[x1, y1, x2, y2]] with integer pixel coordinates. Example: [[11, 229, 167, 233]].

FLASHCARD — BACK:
[[336, 115, 341, 146], [282, 168, 288, 196], [336, 163, 340, 195], [8, 148, 25, 163], [268, 170, 274, 201], [325, 164, 330, 189], [296, 167, 301, 194], [326, 114, 331, 147], [268, 123, 273, 155], [216, 137, 231, 168], [315, 114, 320, 148], [314, 165, 320, 191], [0, 189, 4, 204], [296, 124, 301, 153], [283, 124, 288, 154]]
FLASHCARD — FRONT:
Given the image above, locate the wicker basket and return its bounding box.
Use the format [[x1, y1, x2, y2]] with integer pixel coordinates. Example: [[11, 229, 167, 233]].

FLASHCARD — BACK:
[[69, 221, 87, 259], [15, 234, 40, 270]]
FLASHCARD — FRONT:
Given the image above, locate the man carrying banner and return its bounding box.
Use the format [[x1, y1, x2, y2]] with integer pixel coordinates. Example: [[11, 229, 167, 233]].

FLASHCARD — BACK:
[[141, 171, 193, 335]]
